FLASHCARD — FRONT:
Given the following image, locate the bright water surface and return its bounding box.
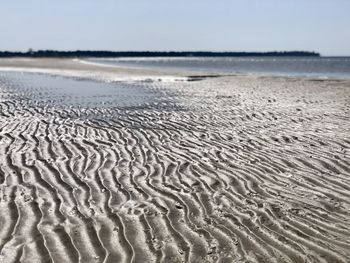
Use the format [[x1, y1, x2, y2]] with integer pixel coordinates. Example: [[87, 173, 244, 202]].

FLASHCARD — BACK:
[[0, 72, 159, 108], [87, 57, 350, 79]]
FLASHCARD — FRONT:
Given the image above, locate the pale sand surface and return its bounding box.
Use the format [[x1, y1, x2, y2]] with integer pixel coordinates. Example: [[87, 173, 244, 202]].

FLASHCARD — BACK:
[[0, 58, 350, 263]]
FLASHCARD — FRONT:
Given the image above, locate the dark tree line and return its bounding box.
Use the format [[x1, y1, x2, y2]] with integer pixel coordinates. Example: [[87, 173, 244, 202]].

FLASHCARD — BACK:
[[0, 50, 320, 58]]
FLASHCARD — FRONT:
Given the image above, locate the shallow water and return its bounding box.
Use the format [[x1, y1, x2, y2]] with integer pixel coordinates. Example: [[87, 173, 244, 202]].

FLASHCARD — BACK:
[[0, 71, 160, 108], [87, 56, 350, 79]]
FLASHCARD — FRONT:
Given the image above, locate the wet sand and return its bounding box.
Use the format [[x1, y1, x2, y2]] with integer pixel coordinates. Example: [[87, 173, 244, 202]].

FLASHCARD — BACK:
[[0, 58, 350, 263]]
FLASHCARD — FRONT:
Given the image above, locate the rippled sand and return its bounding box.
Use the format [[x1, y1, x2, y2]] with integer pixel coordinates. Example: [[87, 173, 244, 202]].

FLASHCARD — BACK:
[[0, 59, 350, 263]]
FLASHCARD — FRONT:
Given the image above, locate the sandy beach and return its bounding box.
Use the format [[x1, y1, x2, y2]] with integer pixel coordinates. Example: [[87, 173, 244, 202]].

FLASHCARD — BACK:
[[0, 58, 350, 263]]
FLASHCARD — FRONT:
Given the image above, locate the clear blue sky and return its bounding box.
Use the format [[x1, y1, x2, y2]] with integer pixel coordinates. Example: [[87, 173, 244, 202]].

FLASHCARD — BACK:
[[1, 0, 349, 56]]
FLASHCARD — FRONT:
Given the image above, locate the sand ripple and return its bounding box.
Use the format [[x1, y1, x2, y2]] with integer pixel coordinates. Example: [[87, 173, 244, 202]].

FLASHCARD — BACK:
[[0, 71, 350, 263]]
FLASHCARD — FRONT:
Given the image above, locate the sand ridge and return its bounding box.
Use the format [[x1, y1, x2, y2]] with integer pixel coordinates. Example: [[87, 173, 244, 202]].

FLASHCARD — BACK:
[[0, 59, 350, 262]]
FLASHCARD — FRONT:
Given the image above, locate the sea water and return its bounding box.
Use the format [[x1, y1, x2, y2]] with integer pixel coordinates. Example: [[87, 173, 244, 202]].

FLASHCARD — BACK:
[[86, 57, 350, 79]]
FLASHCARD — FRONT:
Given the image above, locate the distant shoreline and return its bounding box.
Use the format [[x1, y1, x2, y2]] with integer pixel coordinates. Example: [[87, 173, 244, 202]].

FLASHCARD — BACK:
[[1, 57, 349, 80], [0, 50, 320, 58]]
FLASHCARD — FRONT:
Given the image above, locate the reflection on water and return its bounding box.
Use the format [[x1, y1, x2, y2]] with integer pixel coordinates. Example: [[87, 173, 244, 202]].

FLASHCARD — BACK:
[[0, 72, 160, 108]]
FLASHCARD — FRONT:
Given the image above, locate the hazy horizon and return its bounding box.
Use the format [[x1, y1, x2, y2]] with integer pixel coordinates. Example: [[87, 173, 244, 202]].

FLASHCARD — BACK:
[[1, 0, 349, 56]]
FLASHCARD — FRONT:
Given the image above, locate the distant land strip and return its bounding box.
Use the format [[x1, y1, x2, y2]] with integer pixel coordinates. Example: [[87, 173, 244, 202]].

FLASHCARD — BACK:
[[0, 50, 320, 58]]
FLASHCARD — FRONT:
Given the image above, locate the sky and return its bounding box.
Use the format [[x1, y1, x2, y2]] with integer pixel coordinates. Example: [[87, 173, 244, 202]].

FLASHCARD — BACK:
[[0, 0, 349, 56]]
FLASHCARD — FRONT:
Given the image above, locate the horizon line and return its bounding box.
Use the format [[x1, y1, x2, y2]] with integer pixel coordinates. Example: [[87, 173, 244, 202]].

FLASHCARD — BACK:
[[0, 50, 322, 58]]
